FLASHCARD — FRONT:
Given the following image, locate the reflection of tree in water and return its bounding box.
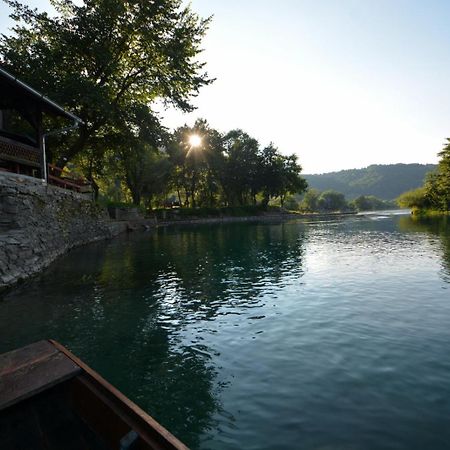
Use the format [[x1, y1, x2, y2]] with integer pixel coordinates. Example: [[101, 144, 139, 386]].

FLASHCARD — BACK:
[[123, 221, 306, 317], [398, 215, 450, 279], [0, 254, 220, 449], [93, 221, 307, 446], [0, 221, 307, 449], [107, 319, 220, 449]]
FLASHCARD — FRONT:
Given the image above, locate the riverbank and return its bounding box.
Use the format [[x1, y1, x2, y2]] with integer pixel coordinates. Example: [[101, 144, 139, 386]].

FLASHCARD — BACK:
[[0, 173, 127, 291], [121, 210, 357, 230], [411, 208, 450, 216], [0, 172, 356, 290]]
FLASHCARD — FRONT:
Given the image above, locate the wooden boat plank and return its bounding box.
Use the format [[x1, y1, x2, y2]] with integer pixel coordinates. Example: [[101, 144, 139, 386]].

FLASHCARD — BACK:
[[0, 342, 81, 411], [0, 340, 57, 376]]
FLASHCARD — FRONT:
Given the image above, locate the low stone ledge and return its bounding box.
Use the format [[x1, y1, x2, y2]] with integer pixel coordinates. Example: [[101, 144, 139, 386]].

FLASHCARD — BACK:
[[0, 172, 125, 290]]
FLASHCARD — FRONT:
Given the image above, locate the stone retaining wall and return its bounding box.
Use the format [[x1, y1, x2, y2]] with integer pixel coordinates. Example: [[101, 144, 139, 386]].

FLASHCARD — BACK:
[[0, 173, 125, 290]]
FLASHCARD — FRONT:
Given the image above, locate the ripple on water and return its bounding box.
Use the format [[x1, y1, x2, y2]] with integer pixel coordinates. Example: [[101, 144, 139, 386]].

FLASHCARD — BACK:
[[0, 215, 449, 449]]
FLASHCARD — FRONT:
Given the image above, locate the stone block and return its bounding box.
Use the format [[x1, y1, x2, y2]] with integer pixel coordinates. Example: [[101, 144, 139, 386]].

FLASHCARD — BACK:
[[0, 172, 124, 289]]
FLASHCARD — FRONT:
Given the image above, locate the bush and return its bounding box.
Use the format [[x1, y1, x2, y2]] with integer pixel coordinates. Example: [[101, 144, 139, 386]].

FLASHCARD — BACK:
[[283, 196, 299, 211], [397, 187, 429, 209]]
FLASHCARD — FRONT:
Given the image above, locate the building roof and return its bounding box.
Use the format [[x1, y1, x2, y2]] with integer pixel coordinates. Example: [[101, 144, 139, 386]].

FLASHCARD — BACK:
[[0, 66, 82, 123]]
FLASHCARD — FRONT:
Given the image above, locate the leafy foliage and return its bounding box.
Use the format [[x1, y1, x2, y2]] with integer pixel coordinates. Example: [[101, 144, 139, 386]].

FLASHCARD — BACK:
[[317, 190, 349, 212], [165, 121, 307, 209], [350, 195, 397, 212], [397, 141, 450, 212], [1, 2, 307, 209], [397, 187, 429, 210], [299, 189, 352, 213], [166, 119, 224, 208], [300, 189, 321, 212], [1, 0, 213, 168]]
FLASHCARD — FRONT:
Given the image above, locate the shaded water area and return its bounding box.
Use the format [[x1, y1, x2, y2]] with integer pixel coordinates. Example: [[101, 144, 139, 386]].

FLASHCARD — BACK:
[[1, 212, 450, 450]]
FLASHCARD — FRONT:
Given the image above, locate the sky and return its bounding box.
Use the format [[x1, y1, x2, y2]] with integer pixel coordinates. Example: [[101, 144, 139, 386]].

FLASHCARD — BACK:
[[1, 0, 450, 173]]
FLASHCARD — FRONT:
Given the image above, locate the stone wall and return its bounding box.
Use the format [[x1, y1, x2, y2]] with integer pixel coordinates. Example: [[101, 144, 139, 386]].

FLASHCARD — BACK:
[[0, 172, 125, 290]]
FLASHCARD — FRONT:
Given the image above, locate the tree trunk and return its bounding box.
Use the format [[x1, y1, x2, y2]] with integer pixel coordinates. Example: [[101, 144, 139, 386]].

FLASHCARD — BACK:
[[131, 190, 141, 206], [144, 195, 153, 211], [190, 172, 197, 208], [91, 178, 100, 201]]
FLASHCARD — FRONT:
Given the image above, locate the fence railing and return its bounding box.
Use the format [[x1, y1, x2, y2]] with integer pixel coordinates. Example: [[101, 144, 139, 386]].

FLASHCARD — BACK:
[[0, 136, 91, 193]]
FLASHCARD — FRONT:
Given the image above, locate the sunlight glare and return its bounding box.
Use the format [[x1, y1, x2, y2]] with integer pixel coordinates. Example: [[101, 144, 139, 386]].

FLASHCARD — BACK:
[[188, 134, 202, 148]]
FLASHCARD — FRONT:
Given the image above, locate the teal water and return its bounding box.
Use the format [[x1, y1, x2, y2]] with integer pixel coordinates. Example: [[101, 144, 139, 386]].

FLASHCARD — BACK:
[[1, 212, 450, 450]]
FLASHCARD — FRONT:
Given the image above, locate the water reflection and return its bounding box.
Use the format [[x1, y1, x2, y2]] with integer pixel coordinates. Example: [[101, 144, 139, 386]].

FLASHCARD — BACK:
[[0, 221, 306, 448], [398, 215, 450, 281], [1, 216, 449, 449]]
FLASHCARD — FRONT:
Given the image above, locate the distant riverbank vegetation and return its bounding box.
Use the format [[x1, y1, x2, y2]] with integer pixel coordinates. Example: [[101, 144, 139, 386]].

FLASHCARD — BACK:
[[397, 141, 450, 215], [294, 189, 395, 213]]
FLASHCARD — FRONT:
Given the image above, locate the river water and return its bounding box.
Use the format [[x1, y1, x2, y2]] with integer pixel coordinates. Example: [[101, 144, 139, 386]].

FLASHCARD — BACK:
[[1, 212, 449, 450]]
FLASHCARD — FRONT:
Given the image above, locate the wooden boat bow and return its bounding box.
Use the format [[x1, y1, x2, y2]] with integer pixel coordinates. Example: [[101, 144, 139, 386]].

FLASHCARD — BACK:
[[0, 340, 189, 450]]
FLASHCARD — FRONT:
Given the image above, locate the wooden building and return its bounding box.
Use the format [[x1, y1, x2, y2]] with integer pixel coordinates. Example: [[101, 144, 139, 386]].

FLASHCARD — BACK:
[[0, 66, 90, 192]]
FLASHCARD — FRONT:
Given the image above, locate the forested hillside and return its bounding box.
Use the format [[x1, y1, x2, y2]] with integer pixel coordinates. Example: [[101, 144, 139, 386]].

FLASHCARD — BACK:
[[304, 164, 437, 200]]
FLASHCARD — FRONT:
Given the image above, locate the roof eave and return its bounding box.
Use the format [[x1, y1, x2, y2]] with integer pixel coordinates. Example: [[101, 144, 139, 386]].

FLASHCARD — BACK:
[[0, 66, 83, 125]]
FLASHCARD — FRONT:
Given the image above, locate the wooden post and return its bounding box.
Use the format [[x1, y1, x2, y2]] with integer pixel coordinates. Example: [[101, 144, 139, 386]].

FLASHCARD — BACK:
[[36, 109, 47, 182]]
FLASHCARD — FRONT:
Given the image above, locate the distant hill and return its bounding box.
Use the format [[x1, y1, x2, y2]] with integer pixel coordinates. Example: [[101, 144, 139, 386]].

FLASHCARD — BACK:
[[303, 164, 437, 200]]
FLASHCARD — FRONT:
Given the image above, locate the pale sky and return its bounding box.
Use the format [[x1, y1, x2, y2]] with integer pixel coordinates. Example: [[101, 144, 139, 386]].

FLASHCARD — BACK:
[[1, 0, 449, 173]]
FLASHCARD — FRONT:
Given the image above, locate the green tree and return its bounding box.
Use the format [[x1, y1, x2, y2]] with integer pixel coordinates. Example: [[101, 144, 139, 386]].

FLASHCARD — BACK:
[[259, 145, 306, 207], [278, 154, 307, 206], [428, 140, 450, 211], [119, 143, 171, 206], [221, 130, 261, 206], [1, 0, 213, 168], [167, 119, 224, 208], [317, 190, 348, 212], [398, 139, 450, 212], [397, 187, 429, 209], [140, 153, 172, 210], [351, 195, 395, 211], [423, 172, 442, 210], [300, 188, 321, 212]]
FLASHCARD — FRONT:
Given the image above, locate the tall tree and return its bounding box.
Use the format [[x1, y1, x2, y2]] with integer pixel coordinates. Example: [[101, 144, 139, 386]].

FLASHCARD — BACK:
[[434, 140, 450, 211], [411, 139, 450, 212], [167, 119, 224, 208], [259, 145, 306, 207], [221, 130, 260, 206], [1, 0, 213, 167]]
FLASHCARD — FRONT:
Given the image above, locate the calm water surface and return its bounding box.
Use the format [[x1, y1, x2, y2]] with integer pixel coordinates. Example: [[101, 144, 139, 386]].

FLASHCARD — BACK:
[[1, 212, 450, 450]]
